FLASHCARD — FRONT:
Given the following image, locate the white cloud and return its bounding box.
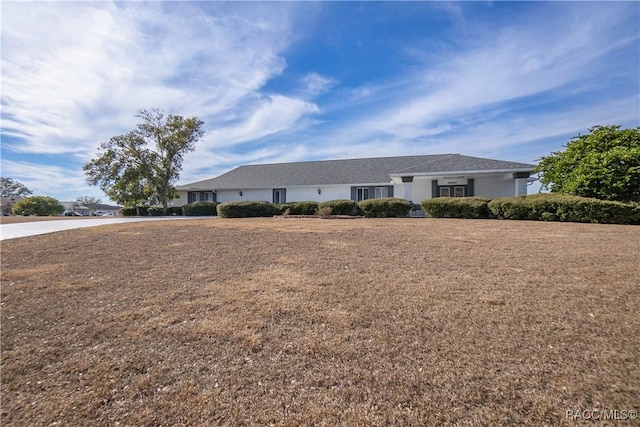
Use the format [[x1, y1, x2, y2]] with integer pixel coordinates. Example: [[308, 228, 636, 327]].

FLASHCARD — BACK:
[[0, 160, 103, 201], [300, 72, 336, 97], [1, 1, 304, 158], [204, 95, 319, 148], [295, 2, 639, 157]]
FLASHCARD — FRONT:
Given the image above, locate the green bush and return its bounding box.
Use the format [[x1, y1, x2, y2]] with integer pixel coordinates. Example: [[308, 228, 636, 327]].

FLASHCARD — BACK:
[[148, 206, 164, 216], [273, 203, 290, 215], [421, 197, 491, 219], [167, 206, 183, 216], [182, 201, 219, 216], [12, 196, 64, 216], [318, 199, 359, 216], [287, 201, 319, 215], [216, 201, 279, 218], [487, 197, 529, 220], [488, 194, 640, 224], [358, 198, 412, 218], [119, 206, 149, 216]]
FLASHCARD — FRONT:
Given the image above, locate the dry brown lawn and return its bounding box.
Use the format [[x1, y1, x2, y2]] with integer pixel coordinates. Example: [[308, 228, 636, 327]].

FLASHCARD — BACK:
[[0, 216, 110, 224], [1, 218, 639, 426]]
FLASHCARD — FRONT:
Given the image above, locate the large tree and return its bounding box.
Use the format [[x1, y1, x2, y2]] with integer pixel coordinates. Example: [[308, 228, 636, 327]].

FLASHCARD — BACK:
[[1, 177, 33, 198], [536, 125, 640, 202], [84, 109, 204, 213]]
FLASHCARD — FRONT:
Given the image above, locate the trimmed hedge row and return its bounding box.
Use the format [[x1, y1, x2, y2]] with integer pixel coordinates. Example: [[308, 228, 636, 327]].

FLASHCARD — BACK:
[[488, 194, 640, 224], [357, 197, 412, 218], [421, 197, 491, 219], [120, 206, 149, 216], [318, 199, 359, 216], [183, 201, 219, 216], [121, 206, 186, 216], [417, 194, 639, 224], [275, 201, 318, 215], [148, 206, 164, 216], [216, 201, 279, 218]]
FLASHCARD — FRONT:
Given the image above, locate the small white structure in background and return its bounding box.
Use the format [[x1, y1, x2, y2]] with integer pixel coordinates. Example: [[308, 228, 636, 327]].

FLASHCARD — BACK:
[[174, 153, 536, 207], [61, 202, 90, 216]]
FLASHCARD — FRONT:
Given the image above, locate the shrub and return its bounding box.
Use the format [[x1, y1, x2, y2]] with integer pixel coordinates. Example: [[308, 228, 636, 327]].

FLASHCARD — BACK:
[[421, 197, 491, 219], [12, 196, 64, 216], [287, 201, 319, 215], [487, 197, 529, 220], [182, 201, 219, 216], [273, 204, 290, 215], [488, 194, 640, 224], [167, 206, 183, 216], [216, 201, 279, 218], [358, 198, 412, 218], [119, 206, 149, 216], [148, 206, 164, 216], [317, 206, 333, 217], [318, 199, 359, 216]]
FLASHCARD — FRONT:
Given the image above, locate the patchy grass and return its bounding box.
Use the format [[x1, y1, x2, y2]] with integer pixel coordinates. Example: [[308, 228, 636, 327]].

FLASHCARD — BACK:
[[1, 218, 639, 426]]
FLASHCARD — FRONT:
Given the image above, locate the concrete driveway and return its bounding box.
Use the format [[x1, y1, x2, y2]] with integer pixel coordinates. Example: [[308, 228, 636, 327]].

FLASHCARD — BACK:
[[0, 216, 215, 241]]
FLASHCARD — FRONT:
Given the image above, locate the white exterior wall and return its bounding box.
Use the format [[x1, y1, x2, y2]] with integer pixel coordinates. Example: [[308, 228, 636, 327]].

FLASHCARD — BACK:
[[286, 185, 352, 202], [217, 189, 273, 203], [474, 176, 520, 198], [172, 191, 188, 207], [412, 178, 432, 203]]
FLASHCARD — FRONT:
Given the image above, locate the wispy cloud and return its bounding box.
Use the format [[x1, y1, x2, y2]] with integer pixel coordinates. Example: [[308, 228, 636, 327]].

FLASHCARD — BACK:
[[203, 95, 319, 148], [196, 2, 638, 177], [1, 2, 636, 201], [0, 160, 100, 201], [299, 72, 336, 98], [1, 1, 306, 158], [277, 2, 638, 157]]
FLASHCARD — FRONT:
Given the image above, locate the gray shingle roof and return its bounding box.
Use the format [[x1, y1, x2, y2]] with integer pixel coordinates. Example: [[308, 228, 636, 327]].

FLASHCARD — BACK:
[[179, 154, 535, 190]]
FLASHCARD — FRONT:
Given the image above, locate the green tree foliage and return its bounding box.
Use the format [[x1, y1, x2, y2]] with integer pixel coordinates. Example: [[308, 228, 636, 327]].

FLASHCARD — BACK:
[[76, 196, 102, 213], [1, 177, 33, 198], [536, 125, 640, 202], [83, 109, 204, 212], [12, 196, 64, 216]]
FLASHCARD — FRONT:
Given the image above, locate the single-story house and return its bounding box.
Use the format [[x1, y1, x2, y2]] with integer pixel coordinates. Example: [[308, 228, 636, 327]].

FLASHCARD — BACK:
[[61, 202, 91, 216], [174, 153, 536, 206], [61, 202, 121, 216]]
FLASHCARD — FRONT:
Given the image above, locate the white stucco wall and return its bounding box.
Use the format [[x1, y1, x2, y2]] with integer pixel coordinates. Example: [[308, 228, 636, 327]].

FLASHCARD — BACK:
[[172, 191, 188, 207], [474, 176, 521, 198], [286, 186, 352, 202], [216, 189, 272, 203], [411, 178, 433, 203]]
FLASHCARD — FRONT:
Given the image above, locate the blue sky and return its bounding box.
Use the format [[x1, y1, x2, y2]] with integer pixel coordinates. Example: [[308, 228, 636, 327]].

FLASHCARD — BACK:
[[1, 1, 638, 203]]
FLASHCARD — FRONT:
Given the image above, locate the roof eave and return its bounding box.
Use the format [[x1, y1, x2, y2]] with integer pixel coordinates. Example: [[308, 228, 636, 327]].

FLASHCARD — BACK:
[[390, 168, 536, 177]]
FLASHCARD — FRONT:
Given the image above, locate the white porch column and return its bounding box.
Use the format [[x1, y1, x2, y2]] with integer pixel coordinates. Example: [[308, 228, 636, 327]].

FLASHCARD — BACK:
[[401, 176, 414, 201], [513, 172, 530, 196]]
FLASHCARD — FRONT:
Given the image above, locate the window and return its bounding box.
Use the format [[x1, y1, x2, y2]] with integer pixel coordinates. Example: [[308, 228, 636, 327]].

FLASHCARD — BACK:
[[273, 189, 286, 204], [357, 187, 369, 201], [439, 187, 450, 197], [375, 187, 388, 198], [189, 191, 215, 203], [454, 186, 465, 197]]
